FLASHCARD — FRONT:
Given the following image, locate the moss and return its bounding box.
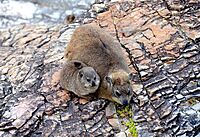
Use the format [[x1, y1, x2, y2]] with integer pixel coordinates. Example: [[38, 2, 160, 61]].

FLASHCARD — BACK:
[[116, 105, 132, 117], [124, 118, 138, 137], [116, 105, 138, 137]]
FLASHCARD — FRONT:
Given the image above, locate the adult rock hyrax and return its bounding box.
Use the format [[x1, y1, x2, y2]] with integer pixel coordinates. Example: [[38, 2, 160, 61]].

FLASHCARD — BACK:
[[65, 24, 134, 105], [60, 60, 100, 98]]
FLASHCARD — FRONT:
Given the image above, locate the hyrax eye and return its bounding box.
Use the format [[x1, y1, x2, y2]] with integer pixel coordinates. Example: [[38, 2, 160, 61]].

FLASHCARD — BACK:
[[94, 77, 96, 80], [87, 78, 91, 82], [115, 90, 121, 97], [127, 88, 131, 95], [79, 72, 83, 78]]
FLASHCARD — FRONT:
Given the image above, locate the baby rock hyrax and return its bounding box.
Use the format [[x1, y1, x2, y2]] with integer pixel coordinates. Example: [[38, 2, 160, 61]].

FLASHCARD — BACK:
[[64, 24, 134, 105], [60, 60, 100, 98]]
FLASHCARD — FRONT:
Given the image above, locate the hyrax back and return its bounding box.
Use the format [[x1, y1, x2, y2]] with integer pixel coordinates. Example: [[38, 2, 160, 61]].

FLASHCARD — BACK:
[[60, 60, 100, 98], [65, 24, 134, 105]]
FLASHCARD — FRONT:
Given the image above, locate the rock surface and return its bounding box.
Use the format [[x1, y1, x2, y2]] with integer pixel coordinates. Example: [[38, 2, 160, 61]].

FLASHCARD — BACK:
[[0, 0, 200, 136]]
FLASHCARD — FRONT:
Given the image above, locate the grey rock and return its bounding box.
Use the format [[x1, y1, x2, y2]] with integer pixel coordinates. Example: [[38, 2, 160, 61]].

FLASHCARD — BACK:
[[92, 4, 107, 13], [106, 102, 116, 117]]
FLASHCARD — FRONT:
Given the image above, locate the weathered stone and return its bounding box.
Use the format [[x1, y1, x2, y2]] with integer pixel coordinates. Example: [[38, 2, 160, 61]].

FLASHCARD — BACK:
[[157, 8, 171, 18], [140, 71, 149, 77], [108, 118, 120, 130], [175, 94, 184, 100], [79, 98, 89, 104], [132, 84, 143, 95], [138, 95, 148, 107], [133, 114, 146, 123], [1, 0, 200, 136], [0, 91, 44, 133], [125, 129, 132, 137], [106, 102, 117, 117], [116, 132, 126, 137], [92, 4, 107, 13]]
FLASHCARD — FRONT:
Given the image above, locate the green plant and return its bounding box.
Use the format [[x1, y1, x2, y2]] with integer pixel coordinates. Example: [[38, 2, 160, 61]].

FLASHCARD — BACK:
[[125, 118, 138, 137], [116, 105, 138, 137], [117, 105, 132, 117]]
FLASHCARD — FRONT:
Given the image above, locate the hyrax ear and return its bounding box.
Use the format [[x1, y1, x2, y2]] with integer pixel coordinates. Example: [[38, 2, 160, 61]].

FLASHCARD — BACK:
[[128, 73, 134, 81], [105, 76, 113, 85], [73, 61, 83, 69]]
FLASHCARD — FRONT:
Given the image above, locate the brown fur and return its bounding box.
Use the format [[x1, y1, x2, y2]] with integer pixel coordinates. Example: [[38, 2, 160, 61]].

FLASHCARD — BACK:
[[65, 24, 133, 105]]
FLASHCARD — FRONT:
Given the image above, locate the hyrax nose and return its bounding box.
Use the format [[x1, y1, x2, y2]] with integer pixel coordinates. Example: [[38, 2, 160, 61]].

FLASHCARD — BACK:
[[92, 81, 96, 87], [123, 100, 128, 105]]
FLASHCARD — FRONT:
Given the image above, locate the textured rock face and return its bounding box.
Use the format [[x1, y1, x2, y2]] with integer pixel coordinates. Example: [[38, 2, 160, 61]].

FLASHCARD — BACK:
[[0, 0, 200, 136], [92, 0, 200, 136], [0, 24, 114, 136]]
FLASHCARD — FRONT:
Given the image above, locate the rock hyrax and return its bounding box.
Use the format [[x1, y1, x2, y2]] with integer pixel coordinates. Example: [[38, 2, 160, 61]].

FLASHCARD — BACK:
[[65, 24, 134, 105], [60, 60, 100, 98]]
